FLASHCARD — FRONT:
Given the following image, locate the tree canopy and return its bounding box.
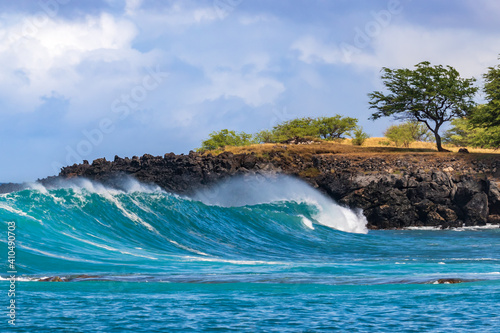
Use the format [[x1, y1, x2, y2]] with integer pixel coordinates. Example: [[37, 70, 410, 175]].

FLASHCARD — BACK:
[[271, 117, 319, 141], [256, 115, 359, 143], [368, 61, 478, 151], [198, 129, 255, 151], [443, 108, 500, 149], [198, 115, 364, 151], [468, 57, 500, 147], [314, 116, 358, 140]]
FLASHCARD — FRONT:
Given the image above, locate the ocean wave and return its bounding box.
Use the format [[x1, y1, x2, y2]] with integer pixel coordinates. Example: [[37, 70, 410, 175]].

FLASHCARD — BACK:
[[0, 176, 368, 275]]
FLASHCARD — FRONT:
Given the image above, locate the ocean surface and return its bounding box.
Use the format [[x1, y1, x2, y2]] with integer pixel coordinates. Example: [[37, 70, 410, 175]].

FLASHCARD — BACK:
[[0, 176, 499, 332]]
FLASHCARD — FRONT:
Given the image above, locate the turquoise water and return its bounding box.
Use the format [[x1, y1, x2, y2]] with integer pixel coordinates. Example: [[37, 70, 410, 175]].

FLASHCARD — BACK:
[[0, 177, 499, 332]]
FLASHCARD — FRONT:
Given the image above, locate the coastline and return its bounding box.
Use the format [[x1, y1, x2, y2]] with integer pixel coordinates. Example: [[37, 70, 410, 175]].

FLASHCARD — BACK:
[[4, 143, 500, 230]]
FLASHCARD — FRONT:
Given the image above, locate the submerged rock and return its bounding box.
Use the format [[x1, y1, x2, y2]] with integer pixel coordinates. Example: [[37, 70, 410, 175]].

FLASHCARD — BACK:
[[39, 276, 65, 282], [433, 278, 467, 284]]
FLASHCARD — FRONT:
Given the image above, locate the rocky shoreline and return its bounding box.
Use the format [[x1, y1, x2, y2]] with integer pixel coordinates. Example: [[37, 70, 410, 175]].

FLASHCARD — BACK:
[[3, 146, 500, 229]]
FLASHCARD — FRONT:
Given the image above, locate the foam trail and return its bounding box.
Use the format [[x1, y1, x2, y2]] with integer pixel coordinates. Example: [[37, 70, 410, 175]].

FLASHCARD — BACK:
[[193, 175, 368, 234], [0, 203, 44, 224]]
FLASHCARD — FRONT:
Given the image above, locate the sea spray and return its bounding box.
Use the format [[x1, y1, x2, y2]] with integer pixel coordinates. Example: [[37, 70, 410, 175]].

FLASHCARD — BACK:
[[193, 174, 368, 234]]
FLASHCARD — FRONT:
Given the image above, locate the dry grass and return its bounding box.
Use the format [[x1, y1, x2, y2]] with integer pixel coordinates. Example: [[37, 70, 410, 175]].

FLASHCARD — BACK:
[[351, 137, 500, 154], [203, 142, 365, 157], [201, 137, 500, 157]]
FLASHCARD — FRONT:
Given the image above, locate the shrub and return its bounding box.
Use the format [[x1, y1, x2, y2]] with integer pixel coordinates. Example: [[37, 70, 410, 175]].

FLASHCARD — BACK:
[[351, 126, 369, 146], [384, 121, 432, 147], [197, 129, 255, 151], [254, 129, 276, 143]]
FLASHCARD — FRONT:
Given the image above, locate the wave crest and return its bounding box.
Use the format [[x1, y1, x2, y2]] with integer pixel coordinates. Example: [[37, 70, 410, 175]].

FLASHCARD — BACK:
[[193, 175, 368, 234]]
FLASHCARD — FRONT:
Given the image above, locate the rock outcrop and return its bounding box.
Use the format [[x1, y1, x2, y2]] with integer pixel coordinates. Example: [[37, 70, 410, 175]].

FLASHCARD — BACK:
[[4, 148, 500, 230]]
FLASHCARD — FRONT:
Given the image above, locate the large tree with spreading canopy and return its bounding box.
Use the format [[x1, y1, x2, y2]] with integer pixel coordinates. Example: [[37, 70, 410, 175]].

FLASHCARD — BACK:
[[368, 61, 478, 151]]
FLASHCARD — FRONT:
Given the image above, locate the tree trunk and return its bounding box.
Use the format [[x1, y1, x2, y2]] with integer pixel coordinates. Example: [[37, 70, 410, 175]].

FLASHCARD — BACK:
[[434, 131, 450, 152]]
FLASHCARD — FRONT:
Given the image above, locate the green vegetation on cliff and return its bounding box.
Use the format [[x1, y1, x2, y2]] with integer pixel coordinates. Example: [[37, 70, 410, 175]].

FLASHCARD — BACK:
[[199, 129, 256, 151], [384, 121, 433, 148], [198, 115, 365, 151]]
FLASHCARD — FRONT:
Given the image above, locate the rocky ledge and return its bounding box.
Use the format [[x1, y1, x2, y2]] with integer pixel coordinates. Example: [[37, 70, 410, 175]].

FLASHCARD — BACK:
[[35, 147, 500, 230]]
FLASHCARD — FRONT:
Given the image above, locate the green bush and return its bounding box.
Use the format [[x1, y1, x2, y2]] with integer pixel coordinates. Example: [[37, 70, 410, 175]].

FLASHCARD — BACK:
[[384, 122, 432, 147], [197, 115, 361, 150], [254, 129, 277, 143], [197, 129, 255, 151], [443, 115, 500, 148], [351, 126, 369, 146]]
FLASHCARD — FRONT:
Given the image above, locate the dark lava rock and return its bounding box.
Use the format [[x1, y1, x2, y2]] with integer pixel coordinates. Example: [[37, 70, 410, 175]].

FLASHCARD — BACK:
[[28, 150, 500, 230], [0, 183, 25, 194], [433, 278, 467, 284], [39, 276, 65, 282]]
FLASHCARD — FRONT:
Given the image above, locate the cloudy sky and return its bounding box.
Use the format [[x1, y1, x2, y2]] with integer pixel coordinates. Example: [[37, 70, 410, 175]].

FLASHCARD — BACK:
[[1, 0, 499, 182]]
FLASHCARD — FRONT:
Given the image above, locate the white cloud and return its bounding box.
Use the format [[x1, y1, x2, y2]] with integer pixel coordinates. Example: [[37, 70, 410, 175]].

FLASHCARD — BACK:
[[239, 14, 276, 25], [126, 1, 220, 32], [0, 13, 160, 120], [0, 1, 287, 128], [197, 71, 285, 107], [292, 24, 500, 80], [291, 36, 343, 64], [125, 0, 144, 16], [466, 0, 500, 23], [355, 24, 500, 78]]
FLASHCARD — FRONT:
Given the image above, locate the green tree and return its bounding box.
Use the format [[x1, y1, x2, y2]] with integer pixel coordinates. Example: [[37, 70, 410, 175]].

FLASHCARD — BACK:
[[271, 117, 318, 141], [271, 115, 358, 142], [468, 56, 500, 146], [314, 116, 358, 140], [442, 118, 472, 147], [197, 129, 255, 151], [384, 121, 433, 147], [369, 61, 478, 152], [444, 111, 500, 149], [254, 129, 276, 143]]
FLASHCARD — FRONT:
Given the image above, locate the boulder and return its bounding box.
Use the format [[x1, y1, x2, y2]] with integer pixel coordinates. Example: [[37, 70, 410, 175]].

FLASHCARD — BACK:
[[463, 192, 489, 225]]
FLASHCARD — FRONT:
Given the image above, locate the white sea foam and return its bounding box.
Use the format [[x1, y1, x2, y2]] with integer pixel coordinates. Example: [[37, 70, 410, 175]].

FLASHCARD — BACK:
[[182, 256, 289, 265], [23, 176, 162, 196], [18, 244, 102, 263], [60, 232, 158, 260], [106, 194, 159, 234], [26, 182, 48, 193], [27, 178, 164, 234], [169, 239, 210, 256], [300, 215, 314, 230], [0, 203, 43, 224], [406, 224, 500, 231], [193, 175, 368, 234], [0, 276, 38, 282]]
